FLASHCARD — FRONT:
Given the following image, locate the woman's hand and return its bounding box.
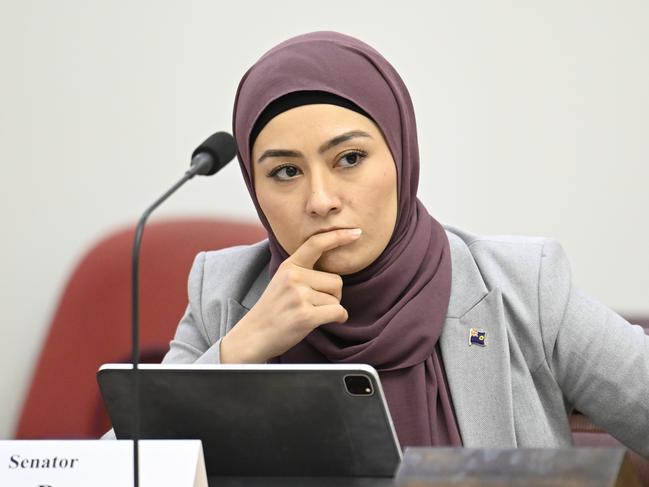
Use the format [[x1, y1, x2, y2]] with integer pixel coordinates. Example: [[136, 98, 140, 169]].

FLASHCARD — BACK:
[[220, 228, 362, 363]]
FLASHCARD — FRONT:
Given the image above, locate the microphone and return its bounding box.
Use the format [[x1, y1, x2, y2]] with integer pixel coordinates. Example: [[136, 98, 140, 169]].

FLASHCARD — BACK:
[[189, 131, 237, 176], [130, 132, 236, 487]]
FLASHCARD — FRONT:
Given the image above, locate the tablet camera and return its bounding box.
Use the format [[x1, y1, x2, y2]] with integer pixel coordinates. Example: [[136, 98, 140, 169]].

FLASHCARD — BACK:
[[344, 375, 374, 396]]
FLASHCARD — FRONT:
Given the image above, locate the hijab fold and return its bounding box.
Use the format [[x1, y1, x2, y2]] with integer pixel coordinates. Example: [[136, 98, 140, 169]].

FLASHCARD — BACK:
[[232, 31, 462, 447]]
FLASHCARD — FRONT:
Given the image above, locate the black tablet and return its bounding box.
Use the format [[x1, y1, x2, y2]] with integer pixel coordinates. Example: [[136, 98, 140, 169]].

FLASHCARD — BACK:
[[97, 363, 401, 482]]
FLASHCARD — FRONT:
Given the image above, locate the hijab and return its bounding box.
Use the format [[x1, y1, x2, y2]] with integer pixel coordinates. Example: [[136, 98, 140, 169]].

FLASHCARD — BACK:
[[232, 31, 462, 447]]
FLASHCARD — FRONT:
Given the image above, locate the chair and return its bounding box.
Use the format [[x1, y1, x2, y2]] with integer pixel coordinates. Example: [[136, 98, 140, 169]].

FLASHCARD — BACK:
[[15, 217, 266, 439]]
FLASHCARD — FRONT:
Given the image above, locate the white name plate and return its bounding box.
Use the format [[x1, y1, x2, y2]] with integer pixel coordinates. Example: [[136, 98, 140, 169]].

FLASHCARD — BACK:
[[0, 440, 207, 487]]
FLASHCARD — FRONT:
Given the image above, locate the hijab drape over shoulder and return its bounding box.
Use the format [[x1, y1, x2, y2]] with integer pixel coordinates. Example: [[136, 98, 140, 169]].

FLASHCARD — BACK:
[[232, 31, 462, 447]]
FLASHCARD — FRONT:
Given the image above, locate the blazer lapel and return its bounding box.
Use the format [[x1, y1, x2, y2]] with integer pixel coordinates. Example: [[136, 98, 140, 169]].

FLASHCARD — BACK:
[[222, 262, 271, 336], [222, 298, 249, 338], [440, 288, 516, 447], [440, 232, 517, 447]]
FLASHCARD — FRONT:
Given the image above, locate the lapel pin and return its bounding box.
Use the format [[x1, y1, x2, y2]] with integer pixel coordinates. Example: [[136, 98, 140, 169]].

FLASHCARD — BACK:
[[469, 327, 487, 347]]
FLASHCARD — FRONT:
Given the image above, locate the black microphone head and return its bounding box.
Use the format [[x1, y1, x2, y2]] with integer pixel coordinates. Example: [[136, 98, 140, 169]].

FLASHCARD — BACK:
[[190, 131, 237, 175]]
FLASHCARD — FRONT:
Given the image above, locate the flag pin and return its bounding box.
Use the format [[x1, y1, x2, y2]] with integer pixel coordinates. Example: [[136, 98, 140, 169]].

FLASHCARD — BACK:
[[469, 327, 487, 347]]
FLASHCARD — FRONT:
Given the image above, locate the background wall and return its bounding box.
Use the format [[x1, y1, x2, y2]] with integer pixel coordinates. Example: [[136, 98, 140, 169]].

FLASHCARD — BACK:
[[0, 0, 647, 438]]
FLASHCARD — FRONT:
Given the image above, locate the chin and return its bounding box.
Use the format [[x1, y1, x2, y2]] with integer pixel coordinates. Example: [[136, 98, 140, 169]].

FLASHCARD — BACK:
[[317, 261, 361, 275], [315, 249, 371, 275]]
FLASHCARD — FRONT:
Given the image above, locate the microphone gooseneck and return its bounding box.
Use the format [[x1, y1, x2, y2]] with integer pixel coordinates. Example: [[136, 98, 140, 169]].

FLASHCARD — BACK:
[[130, 131, 235, 487]]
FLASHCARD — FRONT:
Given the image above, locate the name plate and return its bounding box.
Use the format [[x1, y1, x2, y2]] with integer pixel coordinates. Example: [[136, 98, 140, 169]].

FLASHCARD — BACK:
[[0, 440, 207, 487]]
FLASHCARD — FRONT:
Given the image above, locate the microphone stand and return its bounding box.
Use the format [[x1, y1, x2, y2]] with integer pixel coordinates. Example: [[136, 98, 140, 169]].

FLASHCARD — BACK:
[[130, 159, 211, 487]]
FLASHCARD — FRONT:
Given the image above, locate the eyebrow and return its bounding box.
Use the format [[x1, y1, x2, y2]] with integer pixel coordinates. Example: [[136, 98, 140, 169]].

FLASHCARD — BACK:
[[256, 130, 372, 163]]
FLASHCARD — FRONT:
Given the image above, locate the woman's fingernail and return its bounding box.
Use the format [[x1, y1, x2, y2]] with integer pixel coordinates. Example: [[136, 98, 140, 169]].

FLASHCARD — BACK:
[[348, 228, 362, 236]]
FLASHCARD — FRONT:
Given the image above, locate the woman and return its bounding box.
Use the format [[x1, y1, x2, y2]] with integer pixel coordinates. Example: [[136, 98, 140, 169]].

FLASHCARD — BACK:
[[164, 31, 648, 455]]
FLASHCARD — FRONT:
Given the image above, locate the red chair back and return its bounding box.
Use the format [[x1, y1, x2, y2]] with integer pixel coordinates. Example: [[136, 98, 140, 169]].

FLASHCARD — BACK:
[[15, 217, 266, 438]]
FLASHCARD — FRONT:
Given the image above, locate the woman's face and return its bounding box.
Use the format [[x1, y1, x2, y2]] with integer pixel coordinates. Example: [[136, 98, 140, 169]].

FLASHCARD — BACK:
[[251, 104, 398, 275]]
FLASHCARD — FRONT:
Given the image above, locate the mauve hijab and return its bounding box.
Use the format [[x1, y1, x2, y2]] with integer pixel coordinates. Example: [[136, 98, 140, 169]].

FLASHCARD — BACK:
[[232, 31, 462, 447]]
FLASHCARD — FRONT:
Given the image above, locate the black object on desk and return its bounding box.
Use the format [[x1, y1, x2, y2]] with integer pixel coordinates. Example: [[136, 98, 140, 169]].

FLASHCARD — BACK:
[[98, 363, 401, 486]]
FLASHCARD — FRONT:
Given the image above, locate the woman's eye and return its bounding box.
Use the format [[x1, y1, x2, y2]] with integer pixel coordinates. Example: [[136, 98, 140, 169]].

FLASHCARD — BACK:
[[338, 150, 367, 168], [268, 164, 301, 181]]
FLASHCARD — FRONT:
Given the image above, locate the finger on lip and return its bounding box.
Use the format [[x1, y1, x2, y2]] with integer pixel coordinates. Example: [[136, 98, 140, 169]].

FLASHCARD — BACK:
[[311, 227, 362, 239], [309, 228, 362, 251], [291, 228, 362, 270]]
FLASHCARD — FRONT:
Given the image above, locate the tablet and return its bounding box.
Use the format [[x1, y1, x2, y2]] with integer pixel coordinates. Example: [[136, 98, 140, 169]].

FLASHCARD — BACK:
[[97, 363, 402, 480]]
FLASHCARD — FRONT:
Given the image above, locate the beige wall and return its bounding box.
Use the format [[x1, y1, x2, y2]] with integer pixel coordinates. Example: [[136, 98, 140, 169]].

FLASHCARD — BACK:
[[0, 0, 647, 438]]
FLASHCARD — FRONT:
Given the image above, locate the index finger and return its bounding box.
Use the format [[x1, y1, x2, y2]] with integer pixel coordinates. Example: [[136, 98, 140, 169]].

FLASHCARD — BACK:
[[289, 228, 362, 269]]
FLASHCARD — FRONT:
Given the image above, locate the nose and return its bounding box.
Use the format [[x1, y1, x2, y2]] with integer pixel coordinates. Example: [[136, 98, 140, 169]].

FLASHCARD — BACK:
[[305, 169, 341, 217]]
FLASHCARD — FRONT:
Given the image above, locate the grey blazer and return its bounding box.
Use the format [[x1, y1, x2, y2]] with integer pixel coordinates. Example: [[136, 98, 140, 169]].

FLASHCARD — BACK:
[[159, 225, 649, 457]]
